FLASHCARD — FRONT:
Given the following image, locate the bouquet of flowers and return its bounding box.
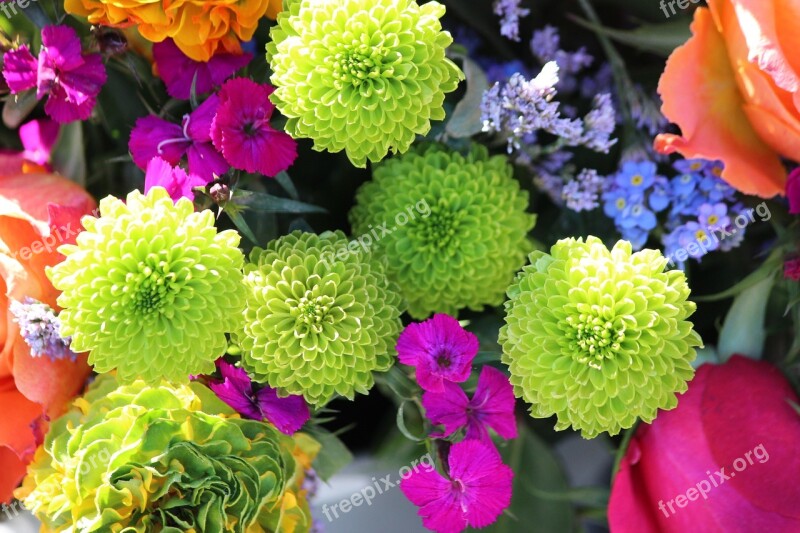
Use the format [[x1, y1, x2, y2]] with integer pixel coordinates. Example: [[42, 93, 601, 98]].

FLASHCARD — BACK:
[[0, 0, 798, 532]]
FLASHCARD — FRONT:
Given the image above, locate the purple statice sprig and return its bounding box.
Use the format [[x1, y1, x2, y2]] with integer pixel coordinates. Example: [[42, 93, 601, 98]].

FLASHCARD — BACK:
[[480, 62, 618, 157], [562, 168, 604, 212], [493, 0, 530, 42], [531, 25, 594, 93], [9, 297, 76, 362]]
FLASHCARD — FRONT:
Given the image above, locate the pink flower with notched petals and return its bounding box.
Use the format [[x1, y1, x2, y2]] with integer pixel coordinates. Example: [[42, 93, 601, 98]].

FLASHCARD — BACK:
[[400, 439, 514, 533], [153, 39, 252, 100], [422, 366, 517, 443], [143, 157, 207, 203], [2, 25, 106, 123], [210, 77, 297, 177], [208, 360, 310, 435], [396, 314, 479, 393], [129, 95, 229, 183]]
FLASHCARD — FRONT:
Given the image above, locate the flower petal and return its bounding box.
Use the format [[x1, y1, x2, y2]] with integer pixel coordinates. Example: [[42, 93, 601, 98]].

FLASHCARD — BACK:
[[468, 366, 517, 441], [421, 381, 469, 437], [2, 45, 38, 93], [129, 115, 189, 170], [256, 387, 310, 435], [655, 8, 786, 198]]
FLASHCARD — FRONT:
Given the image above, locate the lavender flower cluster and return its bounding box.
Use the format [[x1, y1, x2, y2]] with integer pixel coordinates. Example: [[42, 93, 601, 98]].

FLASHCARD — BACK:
[[9, 297, 75, 361]]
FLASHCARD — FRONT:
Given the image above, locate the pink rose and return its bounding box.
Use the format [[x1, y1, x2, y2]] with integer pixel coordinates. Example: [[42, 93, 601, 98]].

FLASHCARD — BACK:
[[609, 355, 800, 532]]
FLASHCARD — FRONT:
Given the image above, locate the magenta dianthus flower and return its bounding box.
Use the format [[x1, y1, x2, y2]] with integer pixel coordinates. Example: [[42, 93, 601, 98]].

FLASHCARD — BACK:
[[396, 314, 479, 393], [208, 360, 310, 435], [401, 439, 513, 533], [153, 39, 252, 100], [2, 25, 106, 123], [210, 78, 297, 177], [129, 95, 229, 182], [143, 157, 207, 203], [422, 366, 517, 443]]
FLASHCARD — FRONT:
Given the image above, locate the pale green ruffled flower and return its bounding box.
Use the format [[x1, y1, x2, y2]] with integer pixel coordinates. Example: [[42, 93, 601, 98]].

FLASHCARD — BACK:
[[47, 187, 246, 384], [500, 237, 702, 438], [238, 230, 404, 406], [267, 0, 463, 167]]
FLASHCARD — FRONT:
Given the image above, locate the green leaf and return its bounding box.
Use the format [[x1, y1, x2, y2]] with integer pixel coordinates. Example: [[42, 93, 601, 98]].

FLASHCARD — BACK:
[[3, 91, 38, 129], [274, 171, 300, 200], [491, 426, 575, 533], [693, 249, 782, 302], [396, 401, 426, 442], [223, 207, 259, 244], [306, 426, 354, 482], [570, 15, 691, 56], [232, 189, 327, 214], [446, 55, 488, 139], [22, 2, 52, 28], [52, 121, 87, 186], [718, 275, 776, 361], [375, 366, 419, 402]]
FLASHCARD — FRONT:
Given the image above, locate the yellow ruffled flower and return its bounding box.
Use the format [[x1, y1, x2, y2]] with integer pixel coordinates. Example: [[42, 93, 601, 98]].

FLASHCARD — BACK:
[[64, 0, 271, 62]]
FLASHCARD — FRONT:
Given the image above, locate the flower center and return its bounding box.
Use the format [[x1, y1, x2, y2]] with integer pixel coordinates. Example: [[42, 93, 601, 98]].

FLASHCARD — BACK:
[[564, 312, 625, 369], [333, 43, 388, 87], [293, 290, 335, 335], [126, 262, 179, 315], [630, 174, 644, 186], [434, 349, 452, 369], [411, 204, 465, 253]]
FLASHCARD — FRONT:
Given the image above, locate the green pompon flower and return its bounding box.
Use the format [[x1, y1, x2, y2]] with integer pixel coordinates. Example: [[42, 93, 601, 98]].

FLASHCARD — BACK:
[[349, 144, 536, 319], [16, 375, 319, 532], [47, 187, 246, 384], [500, 237, 703, 438], [266, 0, 464, 167], [238, 230, 404, 406]]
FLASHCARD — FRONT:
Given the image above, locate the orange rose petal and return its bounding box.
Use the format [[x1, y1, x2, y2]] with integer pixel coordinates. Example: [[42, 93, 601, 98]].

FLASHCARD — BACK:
[[12, 342, 90, 419], [0, 380, 40, 504], [774, 0, 800, 94], [0, 380, 40, 455], [711, 0, 800, 161], [721, 0, 800, 93], [0, 447, 27, 505], [655, 8, 786, 198]]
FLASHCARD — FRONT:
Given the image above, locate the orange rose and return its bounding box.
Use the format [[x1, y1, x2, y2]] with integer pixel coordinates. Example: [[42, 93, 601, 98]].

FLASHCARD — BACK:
[[655, 0, 800, 198], [0, 173, 96, 503], [65, 0, 272, 62]]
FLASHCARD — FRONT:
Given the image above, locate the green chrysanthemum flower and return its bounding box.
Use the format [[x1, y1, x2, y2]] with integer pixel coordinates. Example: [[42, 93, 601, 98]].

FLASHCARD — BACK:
[[266, 0, 464, 167], [238, 230, 404, 406], [500, 237, 702, 438], [47, 187, 246, 384], [349, 144, 536, 319], [16, 375, 318, 532]]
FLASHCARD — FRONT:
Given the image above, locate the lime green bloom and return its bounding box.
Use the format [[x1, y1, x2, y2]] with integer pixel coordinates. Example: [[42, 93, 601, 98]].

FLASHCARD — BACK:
[[47, 187, 246, 384], [500, 237, 702, 438], [349, 144, 536, 319], [267, 0, 463, 167], [16, 375, 318, 532], [238, 230, 404, 406]]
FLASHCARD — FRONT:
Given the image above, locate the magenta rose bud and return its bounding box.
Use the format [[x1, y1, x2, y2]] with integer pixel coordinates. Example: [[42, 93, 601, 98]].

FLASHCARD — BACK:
[[609, 355, 800, 532]]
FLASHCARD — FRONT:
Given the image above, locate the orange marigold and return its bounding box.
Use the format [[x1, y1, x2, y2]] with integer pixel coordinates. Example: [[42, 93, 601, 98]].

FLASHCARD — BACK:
[[64, 0, 273, 62]]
